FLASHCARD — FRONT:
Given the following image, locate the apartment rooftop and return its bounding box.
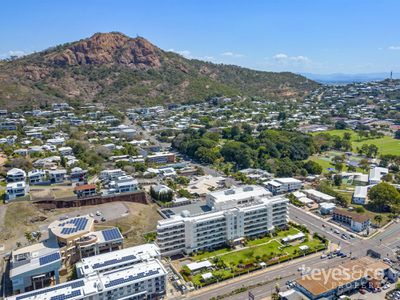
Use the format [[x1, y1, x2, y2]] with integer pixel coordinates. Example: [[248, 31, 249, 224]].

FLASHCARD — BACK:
[[76, 243, 160, 277], [48, 215, 93, 239], [10, 239, 61, 278], [158, 195, 287, 226], [207, 185, 271, 204], [8, 259, 166, 300]]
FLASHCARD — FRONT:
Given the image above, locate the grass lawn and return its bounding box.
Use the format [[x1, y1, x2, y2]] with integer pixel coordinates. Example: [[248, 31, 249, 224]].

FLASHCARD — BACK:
[[312, 129, 400, 155], [186, 231, 326, 287], [219, 240, 282, 266], [309, 155, 334, 173], [247, 227, 300, 246], [193, 247, 232, 261], [193, 227, 301, 260]]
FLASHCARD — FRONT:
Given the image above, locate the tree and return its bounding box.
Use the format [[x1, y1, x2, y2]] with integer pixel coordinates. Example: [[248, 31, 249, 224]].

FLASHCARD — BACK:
[[335, 120, 347, 130], [359, 159, 370, 172], [333, 174, 342, 186], [303, 160, 322, 175], [395, 130, 400, 140], [24, 232, 33, 244], [368, 182, 400, 212], [366, 144, 379, 158], [334, 163, 344, 173], [374, 215, 383, 227], [343, 132, 352, 141]]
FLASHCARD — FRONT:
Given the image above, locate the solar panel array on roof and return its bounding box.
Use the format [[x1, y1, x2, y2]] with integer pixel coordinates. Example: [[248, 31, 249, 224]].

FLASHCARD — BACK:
[[50, 290, 81, 300], [102, 228, 122, 241], [104, 269, 160, 288], [92, 254, 136, 270], [39, 252, 61, 266], [59, 217, 88, 235], [15, 280, 84, 300]]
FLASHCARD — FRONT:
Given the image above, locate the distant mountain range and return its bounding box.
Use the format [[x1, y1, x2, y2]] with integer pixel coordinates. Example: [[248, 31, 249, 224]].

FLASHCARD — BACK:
[[302, 72, 400, 84], [0, 32, 319, 109]]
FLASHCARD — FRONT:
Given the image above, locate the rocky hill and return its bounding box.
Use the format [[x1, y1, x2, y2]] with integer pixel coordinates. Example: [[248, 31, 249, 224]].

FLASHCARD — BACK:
[[0, 32, 319, 109]]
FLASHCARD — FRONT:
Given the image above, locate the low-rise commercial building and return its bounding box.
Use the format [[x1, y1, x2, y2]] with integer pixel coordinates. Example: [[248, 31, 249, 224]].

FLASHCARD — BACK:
[[303, 189, 335, 203], [266, 178, 302, 195], [352, 186, 368, 205], [295, 257, 390, 300], [332, 208, 370, 232]]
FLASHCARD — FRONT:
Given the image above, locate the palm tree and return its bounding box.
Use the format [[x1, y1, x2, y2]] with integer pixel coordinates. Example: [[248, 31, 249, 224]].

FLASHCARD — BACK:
[[24, 232, 33, 244], [36, 231, 42, 242], [374, 215, 383, 227]]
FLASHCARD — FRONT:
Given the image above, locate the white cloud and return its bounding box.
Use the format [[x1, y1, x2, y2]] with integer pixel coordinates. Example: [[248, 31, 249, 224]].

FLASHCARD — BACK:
[[202, 56, 215, 61], [168, 49, 193, 58], [272, 53, 311, 64], [221, 51, 245, 58], [168, 49, 216, 62], [0, 50, 29, 59], [388, 46, 400, 50]]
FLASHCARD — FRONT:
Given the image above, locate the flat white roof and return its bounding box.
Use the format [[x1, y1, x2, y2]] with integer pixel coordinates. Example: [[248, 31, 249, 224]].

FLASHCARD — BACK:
[[186, 260, 212, 271], [76, 244, 160, 277], [7, 259, 166, 300], [275, 178, 302, 184], [208, 185, 271, 203], [354, 186, 368, 198], [304, 189, 335, 201]]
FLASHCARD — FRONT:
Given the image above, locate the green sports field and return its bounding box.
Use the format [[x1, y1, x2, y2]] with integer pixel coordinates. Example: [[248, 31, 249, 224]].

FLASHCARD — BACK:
[[312, 129, 400, 155]]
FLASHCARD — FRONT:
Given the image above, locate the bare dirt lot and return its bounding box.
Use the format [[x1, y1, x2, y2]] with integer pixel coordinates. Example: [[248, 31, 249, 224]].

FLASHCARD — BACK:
[[0, 201, 160, 252], [99, 202, 161, 247]]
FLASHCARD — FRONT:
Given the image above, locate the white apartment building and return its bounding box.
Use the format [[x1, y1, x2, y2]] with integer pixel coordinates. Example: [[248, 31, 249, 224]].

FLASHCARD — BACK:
[[157, 186, 288, 256], [266, 178, 302, 195], [7, 245, 167, 300], [76, 244, 161, 278]]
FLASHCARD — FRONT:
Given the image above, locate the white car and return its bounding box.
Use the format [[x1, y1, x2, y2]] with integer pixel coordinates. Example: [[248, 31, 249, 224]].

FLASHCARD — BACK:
[[96, 211, 101, 216]]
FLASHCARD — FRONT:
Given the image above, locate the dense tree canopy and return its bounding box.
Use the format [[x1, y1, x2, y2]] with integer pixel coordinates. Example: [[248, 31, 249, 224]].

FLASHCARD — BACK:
[[368, 182, 400, 212], [172, 126, 318, 176]]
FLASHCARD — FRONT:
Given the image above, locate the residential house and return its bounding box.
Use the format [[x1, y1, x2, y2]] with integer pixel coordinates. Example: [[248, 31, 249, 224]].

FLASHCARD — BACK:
[[74, 184, 96, 198], [6, 181, 29, 201], [28, 169, 47, 185], [6, 168, 26, 182], [48, 169, 67, 183]]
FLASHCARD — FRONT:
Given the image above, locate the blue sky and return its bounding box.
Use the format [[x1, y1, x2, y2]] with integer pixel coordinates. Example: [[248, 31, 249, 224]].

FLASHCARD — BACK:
[[1, 0, 400, 74]]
